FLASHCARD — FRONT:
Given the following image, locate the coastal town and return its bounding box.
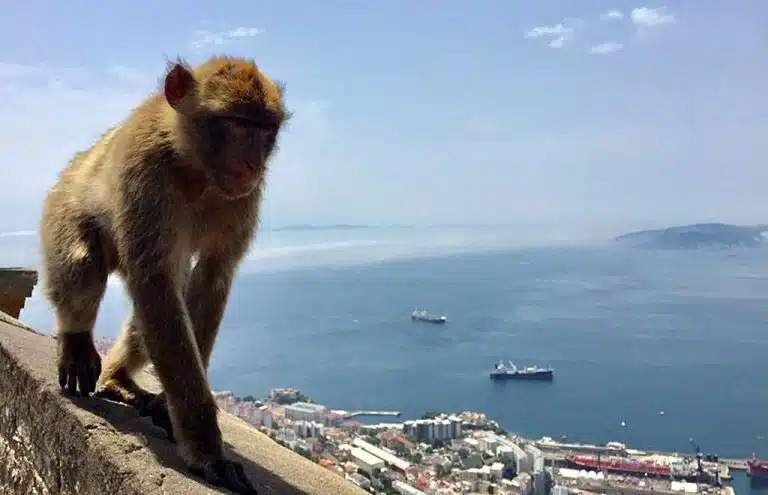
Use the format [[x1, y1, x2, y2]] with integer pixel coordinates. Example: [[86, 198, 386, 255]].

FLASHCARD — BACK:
[[212, 387, 738, 495], [90, 337, 749, 494]]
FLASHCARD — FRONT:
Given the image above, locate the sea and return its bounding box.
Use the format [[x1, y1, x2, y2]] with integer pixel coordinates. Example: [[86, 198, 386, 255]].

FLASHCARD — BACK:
[[2, 226, 767, 494]]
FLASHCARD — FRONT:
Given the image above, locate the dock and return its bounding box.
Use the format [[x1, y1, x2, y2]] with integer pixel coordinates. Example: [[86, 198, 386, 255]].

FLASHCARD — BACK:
[[720, 458, 747, 470], [341, 410, 401, 419]]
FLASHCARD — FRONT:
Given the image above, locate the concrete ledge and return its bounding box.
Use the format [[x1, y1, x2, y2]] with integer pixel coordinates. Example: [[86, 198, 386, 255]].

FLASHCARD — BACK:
[[0, 267, 38, 319], [0, 317, 367, 494]]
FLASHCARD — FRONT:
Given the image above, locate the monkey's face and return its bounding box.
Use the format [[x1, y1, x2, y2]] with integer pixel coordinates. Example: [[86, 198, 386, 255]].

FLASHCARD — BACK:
[[199, 114, 282, 199], [163, 59, 287, 200]]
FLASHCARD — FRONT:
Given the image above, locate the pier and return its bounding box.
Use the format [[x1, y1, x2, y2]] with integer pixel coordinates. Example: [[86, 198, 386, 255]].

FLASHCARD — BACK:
[[341, 410, 401, 419], [720, 458, 747, 470]]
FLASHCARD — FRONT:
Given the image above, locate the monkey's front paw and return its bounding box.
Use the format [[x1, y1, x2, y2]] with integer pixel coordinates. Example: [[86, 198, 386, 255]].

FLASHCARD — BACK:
[[137, 392, 176, 443], [58, 333, 101, 396], [191, 459, 258, 494]]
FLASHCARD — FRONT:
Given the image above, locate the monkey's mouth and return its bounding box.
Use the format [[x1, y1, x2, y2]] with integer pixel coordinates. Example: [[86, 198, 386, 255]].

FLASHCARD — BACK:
[[214, 171, 258, 199]]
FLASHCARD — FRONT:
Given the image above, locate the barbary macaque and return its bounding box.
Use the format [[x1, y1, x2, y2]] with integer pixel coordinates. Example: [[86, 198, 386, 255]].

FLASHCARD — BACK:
[[39, 55, 289, 494]]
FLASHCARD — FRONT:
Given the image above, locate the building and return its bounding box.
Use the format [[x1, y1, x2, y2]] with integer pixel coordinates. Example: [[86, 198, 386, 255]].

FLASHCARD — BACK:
[[349, 447, 384, 475], [352, 437, 412, 472], [490, 462, 504, 480], [292, 420, 325, 438], [508, 443, 532, 474], [480, 433, 499, 453], [402, 416, 464, 443], [525, 444, 545, 472], [347, 472, 371, 490], [497, 444, 515, 460], [284, 402, 327, 423], [513, 472, 533, 495], [532, 469, 546, 495], [393, 480, 427, 495]]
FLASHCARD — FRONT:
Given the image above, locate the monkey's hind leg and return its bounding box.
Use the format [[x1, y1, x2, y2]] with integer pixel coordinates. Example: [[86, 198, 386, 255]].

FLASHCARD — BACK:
[[40, 217, 108, 396], [95, 317, 176, 441]]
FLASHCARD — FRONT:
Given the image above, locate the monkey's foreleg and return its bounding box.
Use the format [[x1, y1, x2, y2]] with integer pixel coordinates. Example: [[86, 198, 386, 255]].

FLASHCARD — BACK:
[[124, 258, 237, 442], [186, 256, 236, 369], [41, 233, 109, 396], [127, 272, 257, 494]]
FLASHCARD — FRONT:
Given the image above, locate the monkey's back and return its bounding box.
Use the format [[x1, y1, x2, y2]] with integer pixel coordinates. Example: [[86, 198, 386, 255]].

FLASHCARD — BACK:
[[40, 93, 263, 275]]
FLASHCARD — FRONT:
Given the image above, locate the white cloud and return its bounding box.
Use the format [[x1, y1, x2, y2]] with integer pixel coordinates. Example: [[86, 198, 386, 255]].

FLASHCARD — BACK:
[[589, 42, 624, 55], [524, 21, 579, 49], [600, 10, 624, 21], [191, 27, 264, 49], [631, 7, 675, 27], [525, 23, 571, 39], [549, 36, 568, 49]]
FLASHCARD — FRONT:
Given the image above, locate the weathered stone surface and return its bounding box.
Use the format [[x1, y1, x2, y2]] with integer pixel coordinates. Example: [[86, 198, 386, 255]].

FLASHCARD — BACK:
[[0, 315, 366, 494], [0, 268, 38, 319]]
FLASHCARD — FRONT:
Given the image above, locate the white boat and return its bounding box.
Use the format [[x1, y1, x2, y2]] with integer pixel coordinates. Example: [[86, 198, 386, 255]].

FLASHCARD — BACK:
[[411, 309, 447, 324]]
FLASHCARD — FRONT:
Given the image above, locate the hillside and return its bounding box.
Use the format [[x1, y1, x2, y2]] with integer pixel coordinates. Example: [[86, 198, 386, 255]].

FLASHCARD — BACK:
[[615, 223, 768, 249]]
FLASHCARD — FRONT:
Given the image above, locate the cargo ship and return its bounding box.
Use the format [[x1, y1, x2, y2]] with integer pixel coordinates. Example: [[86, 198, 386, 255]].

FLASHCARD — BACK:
[[489, 361, 554, 381], [565, 454, 696, 479], [411, 309, 447, 324], [747, 456, 768, 478]]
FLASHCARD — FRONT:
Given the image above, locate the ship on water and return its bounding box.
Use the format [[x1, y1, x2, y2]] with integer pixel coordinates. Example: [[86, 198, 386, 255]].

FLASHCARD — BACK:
[[565, 453, 723, 484], [747, 455, 768, 479], [489, 361, 554, 381], [411, 309, 447, 324], [565, 453, 713, 482]]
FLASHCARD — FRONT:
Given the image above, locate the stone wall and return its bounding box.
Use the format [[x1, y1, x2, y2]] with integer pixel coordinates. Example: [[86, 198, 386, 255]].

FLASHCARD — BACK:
[[0, 268, 365, 495]]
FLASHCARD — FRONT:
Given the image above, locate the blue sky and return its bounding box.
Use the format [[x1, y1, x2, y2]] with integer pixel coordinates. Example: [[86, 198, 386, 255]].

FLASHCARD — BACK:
[[0, 1, 765, 236]]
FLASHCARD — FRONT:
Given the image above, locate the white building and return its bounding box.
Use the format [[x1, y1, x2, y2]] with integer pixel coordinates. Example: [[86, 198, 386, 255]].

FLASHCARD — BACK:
[[247, 405, 273, 428], [463, 438, 480, 449], [284, 402, 327, 423], [509, 443, 531, 474], [513, 472, 533, 495], [349, 447, 384, 475], [525, 444, 545, 472], [490, 462, 504, 480], [402, 416, 464, 443], [292, 420, 325, 438], [392, 480, 427, 495], [352, 437, 412, 472]]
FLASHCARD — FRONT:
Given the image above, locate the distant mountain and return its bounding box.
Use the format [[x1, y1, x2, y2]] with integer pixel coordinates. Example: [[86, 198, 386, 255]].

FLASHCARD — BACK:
[[615, 223, 768, 249]]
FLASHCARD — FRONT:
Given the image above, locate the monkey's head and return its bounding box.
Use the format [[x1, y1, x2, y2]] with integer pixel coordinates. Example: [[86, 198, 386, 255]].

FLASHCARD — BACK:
[[163, 56, 288, 200]]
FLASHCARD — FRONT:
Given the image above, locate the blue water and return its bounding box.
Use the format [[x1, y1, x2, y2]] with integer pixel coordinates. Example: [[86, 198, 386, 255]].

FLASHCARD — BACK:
[[7, 228, 768, 494]]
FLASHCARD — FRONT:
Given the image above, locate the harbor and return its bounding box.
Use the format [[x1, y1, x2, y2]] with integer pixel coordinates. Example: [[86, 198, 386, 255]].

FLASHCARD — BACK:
[[332, 409, 402, 420], [209, 385, 760, 494]]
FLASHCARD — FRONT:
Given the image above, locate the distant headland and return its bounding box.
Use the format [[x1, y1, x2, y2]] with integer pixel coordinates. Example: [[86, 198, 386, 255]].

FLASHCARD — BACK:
[[615, 223, 768, 249], [270, 224, 413, 232]]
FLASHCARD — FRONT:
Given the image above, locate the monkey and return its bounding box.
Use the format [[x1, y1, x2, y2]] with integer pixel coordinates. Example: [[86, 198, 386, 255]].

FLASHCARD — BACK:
[[39, 55, 289, 494]]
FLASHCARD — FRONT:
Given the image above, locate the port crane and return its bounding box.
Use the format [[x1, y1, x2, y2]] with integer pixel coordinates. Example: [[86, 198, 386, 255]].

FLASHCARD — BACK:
[[689, 437, 704, 481], [689, 437, 722, 487]]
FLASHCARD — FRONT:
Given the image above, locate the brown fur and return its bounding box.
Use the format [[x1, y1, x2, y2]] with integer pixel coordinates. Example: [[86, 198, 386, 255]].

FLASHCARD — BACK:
[[39, 55, 288, 493]]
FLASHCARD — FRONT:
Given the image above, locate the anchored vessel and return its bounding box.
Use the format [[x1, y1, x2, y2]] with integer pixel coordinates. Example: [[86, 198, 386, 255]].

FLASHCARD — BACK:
[[489, 361, 554, 381], [411, 309, 447, 324], [748, 456, 768, 479], [566, 453, 724, 484]]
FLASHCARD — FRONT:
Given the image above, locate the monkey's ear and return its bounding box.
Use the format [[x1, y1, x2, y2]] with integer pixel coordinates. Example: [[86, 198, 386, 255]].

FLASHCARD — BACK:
[[164, 63, 197, 111]]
